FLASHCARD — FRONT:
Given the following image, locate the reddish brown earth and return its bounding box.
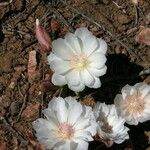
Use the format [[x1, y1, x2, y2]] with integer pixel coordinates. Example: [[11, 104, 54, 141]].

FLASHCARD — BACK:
[[0, 0, 150, 150]]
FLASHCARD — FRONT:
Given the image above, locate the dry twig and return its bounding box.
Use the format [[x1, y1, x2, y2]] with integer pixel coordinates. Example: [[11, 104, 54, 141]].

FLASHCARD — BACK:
[[16, 94, 27, 122], [134, 5, 139, 26]]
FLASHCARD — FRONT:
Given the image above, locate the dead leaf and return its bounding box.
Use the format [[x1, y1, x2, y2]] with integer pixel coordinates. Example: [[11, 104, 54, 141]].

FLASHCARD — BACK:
[[21, 103, 40, 121]]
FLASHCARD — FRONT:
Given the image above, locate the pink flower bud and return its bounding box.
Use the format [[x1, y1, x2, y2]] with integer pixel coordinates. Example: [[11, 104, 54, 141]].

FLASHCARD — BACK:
[[35, 19, 52, 52]]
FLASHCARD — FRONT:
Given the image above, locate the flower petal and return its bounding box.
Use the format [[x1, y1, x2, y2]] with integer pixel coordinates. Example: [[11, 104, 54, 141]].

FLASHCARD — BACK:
[[89, 52, 107, 69], [96, 38, 107, 54], [87, 66, 107, 77], [52, 73, 67, 86], [50, 59, 72, 74], [74, 130, 93, 141], [75, 27, 98, 56], [68, 82, 85, 92], [73, 139, 89, 150], [65, 33, 81, 53], [75, 27, 92, 42], [80, 69, 95, 86], [47, 53, 59, 65], [88, 77, 101, 88], [67, 100, 83, 125], [51, 97, 68, 123], [74, 118, 90, 130], [52, 38, 75, 60], [42, 108, 59, 125], [65, 70, 81, 86], [82, 35, 98, 56]]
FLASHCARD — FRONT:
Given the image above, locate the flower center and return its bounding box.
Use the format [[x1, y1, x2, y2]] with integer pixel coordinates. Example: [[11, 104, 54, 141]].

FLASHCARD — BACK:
[[70, 54, 89, 71], [57, 122, 75, 140], [125, 94, 145, 114]]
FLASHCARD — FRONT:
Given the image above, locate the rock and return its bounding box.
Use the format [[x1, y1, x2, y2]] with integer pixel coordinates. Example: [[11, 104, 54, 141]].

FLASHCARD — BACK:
[[117, 14, 131, 24]]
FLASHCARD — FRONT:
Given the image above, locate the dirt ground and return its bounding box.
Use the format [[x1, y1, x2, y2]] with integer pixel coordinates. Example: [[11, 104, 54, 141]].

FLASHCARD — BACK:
[[0, 0, 150, 150]]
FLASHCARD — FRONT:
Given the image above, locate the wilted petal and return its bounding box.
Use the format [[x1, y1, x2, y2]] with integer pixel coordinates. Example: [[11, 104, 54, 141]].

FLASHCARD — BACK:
[[93, 103, 129, 145]]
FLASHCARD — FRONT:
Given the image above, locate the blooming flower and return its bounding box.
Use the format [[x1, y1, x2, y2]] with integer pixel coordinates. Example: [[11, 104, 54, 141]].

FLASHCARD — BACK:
[[47, 27, 107, 92], [32, 97, 97, 150], [93, 102, 129, 145], [36, 19, 52, 52], [114, 82, 150, 125]]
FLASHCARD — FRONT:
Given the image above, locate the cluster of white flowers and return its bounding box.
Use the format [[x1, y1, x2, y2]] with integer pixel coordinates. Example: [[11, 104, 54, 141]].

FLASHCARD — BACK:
[[33, 97, 130, 150], [34, 22, 150, 150]]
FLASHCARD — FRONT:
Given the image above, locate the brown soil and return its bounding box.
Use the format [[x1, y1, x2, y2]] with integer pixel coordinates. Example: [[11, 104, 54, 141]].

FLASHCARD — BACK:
[[0, 0, 150, 150]]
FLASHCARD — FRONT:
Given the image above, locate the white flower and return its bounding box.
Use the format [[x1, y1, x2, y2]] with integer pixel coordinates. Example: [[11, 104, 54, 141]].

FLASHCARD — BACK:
[[93, 102, 129, 145], [47, 27, 107, 92], [32, 97, 97, 150], [114, 82, 150, 125]]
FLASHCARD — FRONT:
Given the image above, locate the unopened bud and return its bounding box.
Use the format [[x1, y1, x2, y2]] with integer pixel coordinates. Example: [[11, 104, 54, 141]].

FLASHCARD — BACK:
[[35, 19, 52, 52]]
